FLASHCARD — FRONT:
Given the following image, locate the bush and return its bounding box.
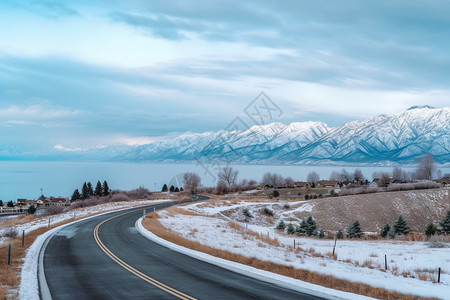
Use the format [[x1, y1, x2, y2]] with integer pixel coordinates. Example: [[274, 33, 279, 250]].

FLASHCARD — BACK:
[[263, 207, 274, 216], [283, 203, 291, 209], [305, 195, 309, 200], [317, 229, 325, 238], [1, 227, 18, 238], [425, 223, 436, 237], [276, 220, 286, 231], [440, 210, 450, 234], [336, 230, 344, 239], [110, 193, 130, 202], [286, 223, 295, 234], [380, 224, 391, 238], [43, 205, 65, 215], [273, 190, 280, 197], [243, 208, 253, 218], [27, 205, 37, 214]]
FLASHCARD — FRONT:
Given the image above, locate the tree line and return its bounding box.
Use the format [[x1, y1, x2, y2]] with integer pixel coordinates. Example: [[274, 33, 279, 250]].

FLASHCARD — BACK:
[[71, 181, 110, 201], [275, 211, 450, 239]]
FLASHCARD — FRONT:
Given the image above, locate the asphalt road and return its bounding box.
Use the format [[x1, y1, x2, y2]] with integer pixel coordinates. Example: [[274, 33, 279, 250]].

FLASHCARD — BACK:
[[42, 199, 329, 300]]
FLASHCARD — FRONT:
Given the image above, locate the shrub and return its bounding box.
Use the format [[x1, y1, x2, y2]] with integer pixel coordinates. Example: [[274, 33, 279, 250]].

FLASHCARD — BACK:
[[243, 208, 253, 218], [276, 220, 286, 231], [425, 223, 436, 237], [380, 224, 391, 238], [286, 223, 295, 234], [273, 190, 280, 197], [43, 205, 64, 216], [27, 205, 37, 214], [317, 230, 325, 238], [111, 193, 130, 202], [1, 227, 18, 238], [283, 203, 291, 209], [336, 230, 344, 239], [263, 207, 274, 216], [305, 195, 309, 200], [440, 210, 450, 234]]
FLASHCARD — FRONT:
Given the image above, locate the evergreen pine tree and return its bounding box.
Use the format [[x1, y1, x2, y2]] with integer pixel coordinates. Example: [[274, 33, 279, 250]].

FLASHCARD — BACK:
[[276, 220, 286, 230], [440, 210, 450, 234], [317, 230, 325, 238], [102, 181, 110, 196], [71, 189, 81, 202], [305, 216, 316, 236], [0, 200, 3, 207], [380, 224, 391, 238], [336, 230, 344, 239], [393, 215, 410, 235], [174, 187, 180, 192], [169, 185, 175, 192], [387, 226, 396, 238], [27, 205, 37, 214], [162, 184, 168, 192], [81, 182, 89, 199], [87, 182, 94, 196], [425, 223, 436, 237], [180, 187, 184, 192], [347, 221, 363, 238], [286, 223, 295, 234], [94, 181, 103, 197], [7, 200, 14, 207]]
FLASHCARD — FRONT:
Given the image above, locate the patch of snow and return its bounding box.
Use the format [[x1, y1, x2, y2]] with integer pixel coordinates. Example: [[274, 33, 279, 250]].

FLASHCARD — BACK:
[[153, 201, 450, 300]]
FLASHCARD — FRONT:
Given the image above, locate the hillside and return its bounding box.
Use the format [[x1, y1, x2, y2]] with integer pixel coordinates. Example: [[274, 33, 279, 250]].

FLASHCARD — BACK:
[[221, 189, 450, 233]]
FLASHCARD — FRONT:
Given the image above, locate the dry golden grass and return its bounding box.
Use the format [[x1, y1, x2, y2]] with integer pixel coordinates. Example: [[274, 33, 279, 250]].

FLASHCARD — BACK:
[[143, 214, 434, 300]]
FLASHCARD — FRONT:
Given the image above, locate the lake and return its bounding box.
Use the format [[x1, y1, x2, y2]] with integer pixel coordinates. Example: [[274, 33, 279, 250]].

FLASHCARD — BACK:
[[0, 161, 448, 201]]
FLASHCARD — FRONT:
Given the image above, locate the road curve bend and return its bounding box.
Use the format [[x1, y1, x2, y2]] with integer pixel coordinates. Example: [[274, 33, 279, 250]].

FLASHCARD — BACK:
[[41, 200, 330, 300]]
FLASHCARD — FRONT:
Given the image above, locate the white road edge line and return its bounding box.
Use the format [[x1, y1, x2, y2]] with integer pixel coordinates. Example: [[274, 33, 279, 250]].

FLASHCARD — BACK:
[[136, 216, 376, 300]]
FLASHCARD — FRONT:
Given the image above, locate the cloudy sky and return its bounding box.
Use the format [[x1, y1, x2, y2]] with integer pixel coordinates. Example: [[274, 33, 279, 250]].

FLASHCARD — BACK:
[[1, 0, 450, 157]]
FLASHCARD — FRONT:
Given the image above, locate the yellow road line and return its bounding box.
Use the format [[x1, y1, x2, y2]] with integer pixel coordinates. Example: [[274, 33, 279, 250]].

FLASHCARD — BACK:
[[93, 210, 197, 300]]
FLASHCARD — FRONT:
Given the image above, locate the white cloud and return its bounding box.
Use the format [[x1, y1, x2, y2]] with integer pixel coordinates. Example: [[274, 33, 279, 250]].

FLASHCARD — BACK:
[[54, 144, 88, 152]]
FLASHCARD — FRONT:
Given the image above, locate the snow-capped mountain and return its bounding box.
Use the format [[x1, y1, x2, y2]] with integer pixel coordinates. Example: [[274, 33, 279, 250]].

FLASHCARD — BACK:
[[54, 106, 450, 165]]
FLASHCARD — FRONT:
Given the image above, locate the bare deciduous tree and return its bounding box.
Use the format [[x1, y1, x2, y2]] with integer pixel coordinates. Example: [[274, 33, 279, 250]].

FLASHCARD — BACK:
[[378, 173, 391, 187], [339, 169, 352, 182], [353, 169, 364, 182], [415, 153, 435, 180], [329, 170, 340, 181], [261, 172, 284, 186], [183, 172, 201, 194], [218, 166, 239, 187], [284, 177, 294, 185], [306, 171, 320, 184]]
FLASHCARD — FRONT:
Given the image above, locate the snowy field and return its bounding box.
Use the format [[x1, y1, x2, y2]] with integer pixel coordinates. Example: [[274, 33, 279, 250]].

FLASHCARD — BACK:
[[156, 200, 450, 299]]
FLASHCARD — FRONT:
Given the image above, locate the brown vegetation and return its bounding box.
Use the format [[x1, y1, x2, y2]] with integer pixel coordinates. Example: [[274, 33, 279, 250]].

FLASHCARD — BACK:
[[142, 213, 434, 300]]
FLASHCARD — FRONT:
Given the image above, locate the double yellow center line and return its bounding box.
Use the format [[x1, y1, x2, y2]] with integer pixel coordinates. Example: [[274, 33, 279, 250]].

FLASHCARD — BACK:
[[93, 210, 197, 300]]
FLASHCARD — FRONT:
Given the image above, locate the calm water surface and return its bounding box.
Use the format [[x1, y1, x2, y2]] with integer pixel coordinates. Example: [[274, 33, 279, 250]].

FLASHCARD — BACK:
[[0, 161, 448, 201]]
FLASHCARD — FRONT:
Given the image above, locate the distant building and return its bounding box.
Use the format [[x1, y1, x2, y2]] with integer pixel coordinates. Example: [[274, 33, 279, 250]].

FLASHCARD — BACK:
[[317, 180, 340, 188], [293, 182, 310, 188]]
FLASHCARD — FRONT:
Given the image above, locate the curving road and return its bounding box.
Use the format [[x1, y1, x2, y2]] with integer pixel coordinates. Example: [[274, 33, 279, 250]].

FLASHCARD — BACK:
[[41, 199, 330, 300]]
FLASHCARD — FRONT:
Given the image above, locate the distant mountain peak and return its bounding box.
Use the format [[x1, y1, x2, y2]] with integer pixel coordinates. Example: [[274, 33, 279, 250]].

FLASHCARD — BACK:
[[407, 105, 435, 110]]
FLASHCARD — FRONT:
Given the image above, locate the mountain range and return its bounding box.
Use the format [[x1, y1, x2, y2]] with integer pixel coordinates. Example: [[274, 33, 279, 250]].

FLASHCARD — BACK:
[[54, 106, 450, 165]]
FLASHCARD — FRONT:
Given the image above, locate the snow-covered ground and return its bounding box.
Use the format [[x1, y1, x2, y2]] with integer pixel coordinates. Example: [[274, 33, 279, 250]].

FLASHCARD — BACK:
[[0, 199, 172, 299], [156, 200, 450, 300]]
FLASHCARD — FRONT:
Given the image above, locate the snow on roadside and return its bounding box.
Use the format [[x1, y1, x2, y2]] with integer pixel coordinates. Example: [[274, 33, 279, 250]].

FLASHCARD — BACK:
[[157, 201, 450, 300], [13, 199, 172, 299]]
